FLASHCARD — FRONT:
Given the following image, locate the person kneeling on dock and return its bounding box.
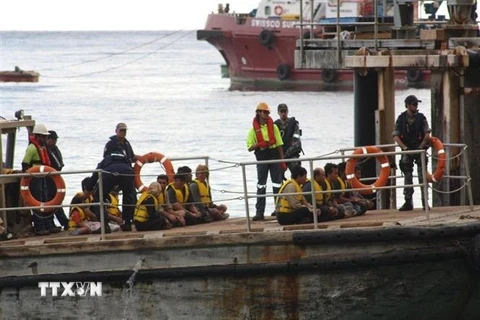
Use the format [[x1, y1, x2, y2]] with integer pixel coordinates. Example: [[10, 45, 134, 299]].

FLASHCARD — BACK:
[[276, 166, 317, 225], [134, 182, 172, 231], [68, 195, 101, 235]]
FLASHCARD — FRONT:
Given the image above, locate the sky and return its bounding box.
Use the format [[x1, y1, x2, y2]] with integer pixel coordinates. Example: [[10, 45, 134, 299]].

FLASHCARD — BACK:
[[0, 0, 259, 31]]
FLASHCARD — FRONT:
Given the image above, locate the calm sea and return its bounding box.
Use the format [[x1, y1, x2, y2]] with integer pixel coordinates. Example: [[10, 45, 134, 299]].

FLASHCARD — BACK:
[[1, 31, 431, 215]]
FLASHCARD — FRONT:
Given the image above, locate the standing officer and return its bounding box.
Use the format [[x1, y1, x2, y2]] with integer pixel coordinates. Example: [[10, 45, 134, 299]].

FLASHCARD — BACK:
[[274, 103, 302, 176], [246, 102, 286, 221], [393, 95, 431, 211], [87, 123, 138, 231]]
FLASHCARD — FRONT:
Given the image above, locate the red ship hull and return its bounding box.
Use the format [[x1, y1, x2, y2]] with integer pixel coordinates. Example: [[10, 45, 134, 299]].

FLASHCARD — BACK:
[[197, 14, 430, 91]]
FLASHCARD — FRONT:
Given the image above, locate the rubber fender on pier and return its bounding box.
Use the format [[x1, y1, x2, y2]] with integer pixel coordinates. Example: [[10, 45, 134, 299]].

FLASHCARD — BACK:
[[302, 31, 316, 39], [276, 64, 291, 80], [470, 234, 480, 275], [407, 69, 423, 83], [20, 165, 66, 213], [259, 30, 275, 46], [321, 69, 337, 83]]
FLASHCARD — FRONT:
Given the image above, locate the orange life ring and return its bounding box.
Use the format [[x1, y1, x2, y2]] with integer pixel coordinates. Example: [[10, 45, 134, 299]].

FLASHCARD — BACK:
[[133, 152, 175, 192], [345, 146, 390, 194], [426, 137, 446, 183], [274, 5, 284, 15], [20, 165, 66, 213]]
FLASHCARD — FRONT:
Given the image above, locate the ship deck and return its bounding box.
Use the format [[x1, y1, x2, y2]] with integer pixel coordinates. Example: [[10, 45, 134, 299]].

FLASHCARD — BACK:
[[2, 205, 479, 252]]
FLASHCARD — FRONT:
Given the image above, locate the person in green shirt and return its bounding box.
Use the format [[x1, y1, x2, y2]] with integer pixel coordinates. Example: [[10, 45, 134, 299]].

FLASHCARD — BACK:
[[246, 102, 286, 221]]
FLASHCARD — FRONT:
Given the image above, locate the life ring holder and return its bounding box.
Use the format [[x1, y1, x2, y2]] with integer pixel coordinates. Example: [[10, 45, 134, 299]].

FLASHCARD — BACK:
[[274, 5, 284, 15], [20, 165, 66, 213], [426, 137, 446, 183], [276, 64, 291, 80], [345, 146, 390, 195], [134, 152, 175, 193]]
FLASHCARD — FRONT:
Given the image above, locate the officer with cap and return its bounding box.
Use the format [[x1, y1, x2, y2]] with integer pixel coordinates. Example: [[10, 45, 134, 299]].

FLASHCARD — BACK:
[[246, 102, 286, 221], [393, 95, 431, 211], [87, 122, 139, 231], [274, 103, 302, 177]]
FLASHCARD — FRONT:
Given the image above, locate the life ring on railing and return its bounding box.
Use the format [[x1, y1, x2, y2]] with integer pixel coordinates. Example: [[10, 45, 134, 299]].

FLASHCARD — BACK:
[[407, 69, 423, 83], [274, 5, 284, 15], [134, 152, 175, 192], [276, 64, 291, 80], [426, 137, 446, 183], [322, 69, 337, 83], [259, 30, 275, 46], [345, 146, 390, 195], [20, 165, 66, 213]]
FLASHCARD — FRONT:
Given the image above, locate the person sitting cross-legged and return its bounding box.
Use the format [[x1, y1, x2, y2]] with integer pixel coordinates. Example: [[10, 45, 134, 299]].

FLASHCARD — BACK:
[[134, 182, 172, 231], [276, 166, 317, 225]]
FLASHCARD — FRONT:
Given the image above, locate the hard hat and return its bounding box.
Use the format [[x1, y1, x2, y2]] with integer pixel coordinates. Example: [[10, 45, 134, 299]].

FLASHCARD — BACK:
[[256, 102, 270, 112], [32, 123, 49, 135]]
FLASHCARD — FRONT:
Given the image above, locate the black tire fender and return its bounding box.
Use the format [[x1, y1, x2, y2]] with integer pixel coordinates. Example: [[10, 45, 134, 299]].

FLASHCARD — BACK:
[[259, 30, 275, 46], [276, 64, 291, 80], [322, 69, 337, 83], [407, 69, 422, 83]]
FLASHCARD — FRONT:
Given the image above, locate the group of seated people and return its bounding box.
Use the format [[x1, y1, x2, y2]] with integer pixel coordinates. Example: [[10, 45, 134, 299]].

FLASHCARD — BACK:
[[275, 162, 374, 226], [68, 164, 229, 235]]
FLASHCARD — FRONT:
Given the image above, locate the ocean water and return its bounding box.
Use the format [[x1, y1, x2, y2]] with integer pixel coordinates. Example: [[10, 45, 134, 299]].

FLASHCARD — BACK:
[[1, 31, 431, 215]]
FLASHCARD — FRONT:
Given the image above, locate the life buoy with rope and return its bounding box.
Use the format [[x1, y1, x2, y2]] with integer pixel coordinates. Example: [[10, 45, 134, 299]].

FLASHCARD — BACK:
[[407, 69, 422, 83], [322, 69, 337, 83], [276, 64, 291, 80], [426, 137, 446, 183], [345, 146, 390, 195], [259, 30, 275, 46], [20, 165, 66, 213], [274, 5, 284, 15], [134, 152, 175, 193]]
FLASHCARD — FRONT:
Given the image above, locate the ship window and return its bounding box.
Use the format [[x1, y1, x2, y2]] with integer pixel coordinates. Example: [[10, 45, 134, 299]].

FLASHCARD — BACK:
[[265, 6, 271, 16]]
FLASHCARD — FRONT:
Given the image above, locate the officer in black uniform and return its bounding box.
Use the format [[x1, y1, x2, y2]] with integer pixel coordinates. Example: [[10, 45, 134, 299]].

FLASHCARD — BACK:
[[274, 103, 302, 177], [393, 95, 431, 211], [86, 123, 138, 231]]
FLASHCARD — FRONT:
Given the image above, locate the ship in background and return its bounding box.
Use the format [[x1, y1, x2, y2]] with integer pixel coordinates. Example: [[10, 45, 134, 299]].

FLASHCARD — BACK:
[[197, 0, 438, 91]]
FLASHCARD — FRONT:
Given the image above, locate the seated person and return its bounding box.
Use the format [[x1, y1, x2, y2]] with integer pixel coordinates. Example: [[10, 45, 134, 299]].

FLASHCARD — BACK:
[[68, 195, 100, 235], [353, 165, 375, 210], [165, 173, 202, 226], [189, 164, 229, 222], [324, 163, 356, 218], [303, 167, 343, 221], [276, 166, 317, 225], [336, 162, 368, 215], [134, 182, 172, 231], [106, 189, 124, 225]]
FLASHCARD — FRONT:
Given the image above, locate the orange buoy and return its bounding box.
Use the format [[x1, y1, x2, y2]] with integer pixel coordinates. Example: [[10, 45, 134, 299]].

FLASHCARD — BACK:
[[20, 165, 66, 213], [426, 137, 446, 183], [345, 146, 390, 194], [133, 152, 175, 192]]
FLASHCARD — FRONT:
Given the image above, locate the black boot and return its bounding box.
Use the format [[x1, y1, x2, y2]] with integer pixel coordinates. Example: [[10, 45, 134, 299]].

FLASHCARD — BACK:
[[399, 200, 413, 211], [252, 213, 264, 221]]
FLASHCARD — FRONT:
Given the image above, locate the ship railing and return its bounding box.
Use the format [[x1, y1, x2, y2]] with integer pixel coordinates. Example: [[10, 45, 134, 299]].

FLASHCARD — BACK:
[[239, 143, 474, 232]]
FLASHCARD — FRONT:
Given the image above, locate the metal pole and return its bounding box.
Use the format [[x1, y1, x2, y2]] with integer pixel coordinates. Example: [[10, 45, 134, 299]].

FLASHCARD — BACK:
[[310, 0, 315, 39], [241, 164, 252, 232], [336, 0, 341, 64], [98, 171, 106, 239], [374, 0, 378, 51], [309, 159, 318, 229], [420, 151, 429, 221], [462, 146, 475, 211], [300, 0, 305, 65]]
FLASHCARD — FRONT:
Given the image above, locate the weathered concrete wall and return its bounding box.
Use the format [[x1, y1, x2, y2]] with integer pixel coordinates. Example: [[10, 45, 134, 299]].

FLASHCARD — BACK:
[[1, 260, 478, 320]]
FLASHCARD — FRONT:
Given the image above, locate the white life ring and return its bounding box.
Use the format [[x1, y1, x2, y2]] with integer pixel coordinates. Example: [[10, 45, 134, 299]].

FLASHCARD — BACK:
[[274, 6, 284, 15]]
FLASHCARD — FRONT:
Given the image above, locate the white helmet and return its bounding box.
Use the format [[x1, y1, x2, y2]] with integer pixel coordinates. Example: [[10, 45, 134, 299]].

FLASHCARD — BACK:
[[32, 123, 49, 135]]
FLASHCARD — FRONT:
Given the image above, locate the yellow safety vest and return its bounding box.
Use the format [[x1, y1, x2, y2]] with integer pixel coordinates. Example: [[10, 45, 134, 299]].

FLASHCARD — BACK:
[[305, 179, 327, 204], [337, 177, 347, 196], [166, 182, 189, 204], [68, 206, 86, 230], [107, 193, 121, 217], [324, 180, 333, 202], [277, 179, 303, 214], [193, 179, 212, 206], [134, 193, 158, 223]]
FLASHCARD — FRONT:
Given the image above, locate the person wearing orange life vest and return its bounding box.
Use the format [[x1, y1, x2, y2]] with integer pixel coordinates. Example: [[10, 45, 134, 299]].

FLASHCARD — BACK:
[[393, 95, 431, 211], [246, 102, 286, 221], [21, 123, 60, 236]]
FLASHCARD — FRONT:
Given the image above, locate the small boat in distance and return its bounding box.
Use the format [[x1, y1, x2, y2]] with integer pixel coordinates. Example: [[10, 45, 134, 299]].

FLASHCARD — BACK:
[[197, 0, 431, 91], [0, 66, 40, 83]]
